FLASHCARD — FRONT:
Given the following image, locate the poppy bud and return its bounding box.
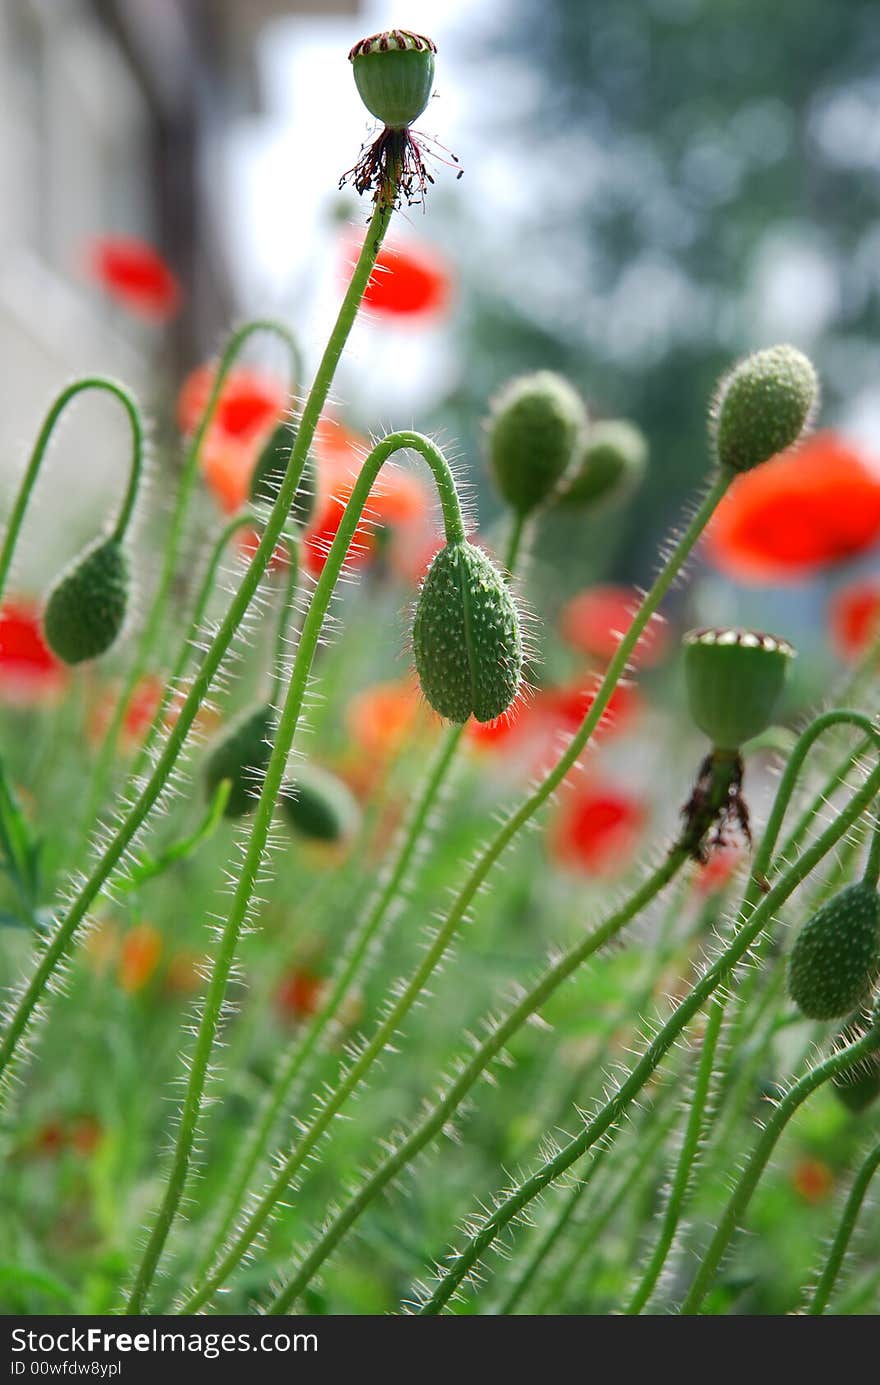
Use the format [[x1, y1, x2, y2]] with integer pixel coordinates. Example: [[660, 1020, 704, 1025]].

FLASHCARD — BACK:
[[712, 344, 818, 474], [788, 881, 880, 1021], [43, 538, 129, 665], [280, 763, 361, 844], [349, 30, 436, 129], [250, 421, 317, 529], [487, 372, 586, 516], [683, 627, 794, 752], [412, 540, 523, 724], [205, 703, 273, 819], [557, 420, 648, 510], [832, 1018, 880, 1113]]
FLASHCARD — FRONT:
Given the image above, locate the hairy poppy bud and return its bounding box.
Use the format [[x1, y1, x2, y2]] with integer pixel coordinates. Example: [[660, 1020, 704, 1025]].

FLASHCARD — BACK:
[[43, 537, 129, 665], [349, 30, 436, 129], [205, 703, 274, 819], [832, 1018, 880, 1113], [413, 540, 523, 724], [558, 420, 648, 510], [281, 763, 361, 844], [683, 627, 794, 752], [250, 421, 316, 529], [487, 372, 586, 517], [788, 881, 880, 1021], [712, 344, 818, 474]]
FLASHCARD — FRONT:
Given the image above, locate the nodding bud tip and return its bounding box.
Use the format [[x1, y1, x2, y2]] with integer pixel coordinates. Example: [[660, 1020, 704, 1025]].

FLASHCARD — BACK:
[[42, 537, 129, 665], [349, 30, 437, 129], [487, 371, 587, 517], [711, 344, 819, 474]]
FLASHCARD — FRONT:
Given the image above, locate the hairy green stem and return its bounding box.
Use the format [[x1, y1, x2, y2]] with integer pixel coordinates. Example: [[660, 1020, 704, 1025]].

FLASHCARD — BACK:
[[805, 1139, 880, 1314]]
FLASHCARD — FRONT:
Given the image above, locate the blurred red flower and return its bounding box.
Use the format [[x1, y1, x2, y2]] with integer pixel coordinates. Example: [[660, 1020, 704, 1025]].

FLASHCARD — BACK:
[[467, 681, 641, 772], [828, 579, 880, 661], [276, 967, 325, 1023], [550, 781, 646, 875], [177, 363, 286, 443], [89, 674, 163, 748], [693, 844, 742, 897], [707, 432, 880, 583], [559, 586, 668, 668], [117, 923, 162, 994], [791, 1157, 834, 1205], [356, 238, 451, 318], [199, 434, 255, 514], [86, 236, 181, 322], [0, 601, 67, 704], [346, 679, 425, 758]]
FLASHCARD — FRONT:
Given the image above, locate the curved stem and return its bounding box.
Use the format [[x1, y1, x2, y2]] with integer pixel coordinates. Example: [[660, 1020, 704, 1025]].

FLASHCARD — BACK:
[[0, 377, 144, 605], [680, 1026, 880, 1315], [125, 430, 465, 1313], [0, 198, 392, 1107], [805, 1139, 880, 1314], [414, 757, 880, 1314]]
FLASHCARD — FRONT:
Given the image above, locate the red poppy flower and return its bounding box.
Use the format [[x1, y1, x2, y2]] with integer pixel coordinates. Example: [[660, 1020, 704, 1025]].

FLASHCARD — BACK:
[[117, 924, 162, 995], [85, 236, 181, 322], [791, 1157, 834, 1205], [89, 674, 164, 748], [828, 579, 880, 661], [355, 237, 451, 318], [559, 586, 669, 668], [275, 967, 325, 1023], [177, 363, 286, 443], [707, 432, 880, 583], [0, 601, 68, 704], [346, 680, 424, 758], [693, 844, 742, 896], [549, 782, 646, 875], [467, 681, 641, 774]]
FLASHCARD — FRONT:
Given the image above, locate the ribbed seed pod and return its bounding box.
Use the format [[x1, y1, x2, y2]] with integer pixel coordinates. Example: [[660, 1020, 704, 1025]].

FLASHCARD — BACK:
[[349, 30, 436, 128], [712, 344, 818, 473], [250, 421, 317, 529], [487, 371, 586, 516], [788, 881, 880, 1021], [204, 703, 274, 819], [683, 627, 794, 751], [412, 540, 523, 724], [557, 420, 647, 510], [42, 537, 129, 665], [280, 763, 361, 844]]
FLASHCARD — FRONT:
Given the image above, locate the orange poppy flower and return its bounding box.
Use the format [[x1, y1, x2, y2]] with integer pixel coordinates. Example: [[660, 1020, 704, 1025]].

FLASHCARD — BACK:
[[177, 363, 286, 443], [347, 680, 424, 758], [791, 1157, 834, 1205], [549, 782, 646, 875], [467, 681, 641, 773], [559, 586, 669, 668], [117, 923, 162, 994], [0, 600, 68, 704], [707, 432, 880, 583], [275, 967, 325, 1023], [85, 236, 181, 322], [355, 237, 451, 318], [828, 579, 880, 661]]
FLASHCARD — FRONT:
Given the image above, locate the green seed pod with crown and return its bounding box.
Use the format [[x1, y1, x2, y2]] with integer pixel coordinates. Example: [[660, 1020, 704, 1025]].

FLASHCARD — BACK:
[[557, 419, 647, 510], [205, 703, 274, 819], [487, 371, 586, 517], [712, 344, 818, 474], [683, 628, 795, 753], [250, 421, 317, 529], [788, 881, 880, 1021], [412, 540, 523, 724], [349, 30, 436, 129], [280, 763, 361, 845], [42, 537, 129, 665]]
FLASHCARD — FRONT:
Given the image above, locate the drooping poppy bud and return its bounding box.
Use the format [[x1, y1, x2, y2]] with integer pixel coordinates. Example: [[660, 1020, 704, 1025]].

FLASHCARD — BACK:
[[412, 540, 523, 724], [42, 538, 129, 665], [712, 344, 818, 474], [487, 371, 586, 516], [557, 420, 647, 510], [349, 30, 437, 129], [280, 763, 361, 844], [832, 1017, 880, 1113], [788, 881, 880, 1021], [683, 627, 794, 752], [249, 421, 317, 529], [204, 703, 274, 818]]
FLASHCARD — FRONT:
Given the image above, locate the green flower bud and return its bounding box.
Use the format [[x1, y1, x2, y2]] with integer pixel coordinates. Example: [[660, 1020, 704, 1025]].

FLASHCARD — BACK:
[[712, 344, 818, 473], [832, 1019, 880, 1113], [43, 537, 129, 665], [349, 30, 436, 129], [281, 763, 361, 844], [487, 371, 586, 516], [557, 420, 648, 510], [250, 421, 317, 529], [412, 540, 523, 724], [683, 627, 794, 752], [788, 881, 880, 1021], [205, 703, 273, 819]]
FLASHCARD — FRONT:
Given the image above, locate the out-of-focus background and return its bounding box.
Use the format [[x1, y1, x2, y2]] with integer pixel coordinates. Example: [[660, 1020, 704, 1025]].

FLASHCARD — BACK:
[[3, 0, 880, 595]]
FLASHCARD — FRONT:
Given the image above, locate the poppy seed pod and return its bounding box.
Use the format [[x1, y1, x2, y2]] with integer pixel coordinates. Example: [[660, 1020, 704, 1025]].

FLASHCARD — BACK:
[[788, 881, 880, 1021], [412, 540, 523, 724], [683, 627, 794, 752], [42, 537, 129, 665], [487, 371, 586, 516], [349, 30, 436, 129], [205, 703, 274, 819], [250, 421, 317, 529], [558, 420, 648, 510], [712, 344, 818, 474], [280, 763, 361, 844]]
